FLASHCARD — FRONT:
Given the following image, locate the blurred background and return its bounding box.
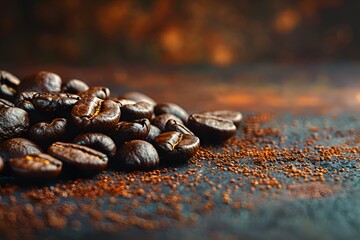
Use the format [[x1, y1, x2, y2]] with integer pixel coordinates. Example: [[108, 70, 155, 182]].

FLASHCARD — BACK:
[[0, 0, 359, 66]]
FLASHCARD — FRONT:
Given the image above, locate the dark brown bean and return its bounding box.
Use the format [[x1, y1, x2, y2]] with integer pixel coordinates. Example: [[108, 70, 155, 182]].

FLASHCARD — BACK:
[[120, 101, 154, 121], [145, 125, 161, 142], [120, 91, 156, 106], [0, 156, 4, 173], [62, 79, 89, 94], [74, 133, 116, 157], [154, 131, 200, 164], [18, 71, 62, 93], [188, 113, 237, 143], [117, 140, 159, 170], [201, 110, 242, 128], [48, 142, 108, 175], [0, 70, 20, 101], [0, 98, 14, 108], [79, 87, 110, 99], [0, 138, 42, 163], [9, 153, 62, 180], [151, 113, 183, 132], [112, 118, 150, 145], [165, 119, 194, 135], [71, 96, 121, 132], [28, 118, 68, 146], [32, 92, 80, 114], [154, 103, 189, 123], [0, 107, 30, 140]]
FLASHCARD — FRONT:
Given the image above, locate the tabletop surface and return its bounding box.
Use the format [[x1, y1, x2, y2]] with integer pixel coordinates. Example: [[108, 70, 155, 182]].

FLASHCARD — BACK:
[[1, 63, 360, 240]]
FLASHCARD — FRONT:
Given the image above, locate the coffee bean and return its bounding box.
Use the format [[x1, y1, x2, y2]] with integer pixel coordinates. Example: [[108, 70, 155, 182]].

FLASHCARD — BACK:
[[74, 133, 116, 157], [120, 101, 154, 121], [9, 153, 62, 180], [201, 110, 242, 128], [117, 140, 159, 170], [154, 103, 189, 123], [0, 156, 4, 173], [62, 79, 89, 94], [111, 98, 136, 107], [165, 119, 194, 135], [28, 118, 68, 146], [0, 107, 30, 140], [15, 91, 51, 123], [18, 71, 62, 93], [154, 131, 200, 164], [120, 91, 156, 106], [32, 92, 80, 115], [0, 138, 42, 163], [112, 118, 150, 144], [79, 87, 110, 99], [0, 70, 20, 101], [0, 98, 14, 108], [151, 113, 183, 132], [188, 113, 237, 143], [145, 125, 161, 142], [71, 96, 121, 132], [48, 142, 108, 174]]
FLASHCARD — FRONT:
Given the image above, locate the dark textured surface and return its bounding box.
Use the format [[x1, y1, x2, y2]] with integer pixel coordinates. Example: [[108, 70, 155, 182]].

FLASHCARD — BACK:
[[2, 64, 360, 239]]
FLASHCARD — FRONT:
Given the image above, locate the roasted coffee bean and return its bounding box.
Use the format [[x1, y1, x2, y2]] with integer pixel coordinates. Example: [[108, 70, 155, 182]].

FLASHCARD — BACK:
[[120, 91, 156, 106], [9, 153, 62, 180], [145, 125, 161, 142], [165, 119, 194, 135], [18, 71, 62, 93], [48, 142, 108, 174], [111, 98, 136, 107], [112, 118, 150, 144], [74, 133, 116, 157], [201, 110, 242, 128], [188, 113, 237, 143], [154, 103, 189, 123], [154, 131, 200, 164], [151, 113, 183, 132], [79, 87, 110, 99], [120, 101, 154, 121], [32, 92, 80, 114], [0, 70, 20, 101], [0, 107, 30, 140], [117, 140, 159, 170], [0, 98, 14, 108], [0, 138, 42, 162], [15, 91, 51, 123], [28, 118, 68, 146], [71, 96, 121, 132], [62, 79, 89, 94]]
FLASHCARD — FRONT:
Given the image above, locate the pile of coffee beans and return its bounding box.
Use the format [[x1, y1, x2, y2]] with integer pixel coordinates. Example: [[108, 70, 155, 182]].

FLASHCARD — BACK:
[[0, 70, 241, 180]]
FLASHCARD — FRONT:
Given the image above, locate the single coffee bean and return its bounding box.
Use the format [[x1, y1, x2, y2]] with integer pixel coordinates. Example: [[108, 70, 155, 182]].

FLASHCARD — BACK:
[[0, 98, 14, 108], [15, 91, 51, 123], [145, 124, 161, 142], [201, 110, 242, 128], [0, 156, 4, 173], [0, 138, 42, 162], [154, 103, 189, 123], [151, 113, 183, 132], [0, 107, 30, 140], [62, 79, 89, 94], [79, 87, 110, 99], [48, 142, 108, 175], [117, 140, 159, 170], [120, 101, 154, 121], [18, 71, 62, 93], [28, 118, 68, 146], [74, 133, 116, 157], [165, 119, 194, 135], [9, 153, 62, 180], [32, 92, 80, 114], [188, 113, 237, 143], [71, 96, 121, 132], [120, 91, 156, 106], [0, 70, 20, 101], [154, 131, 200, 164], [111, 98, 136, 107], [112, 118, 150, 145]]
